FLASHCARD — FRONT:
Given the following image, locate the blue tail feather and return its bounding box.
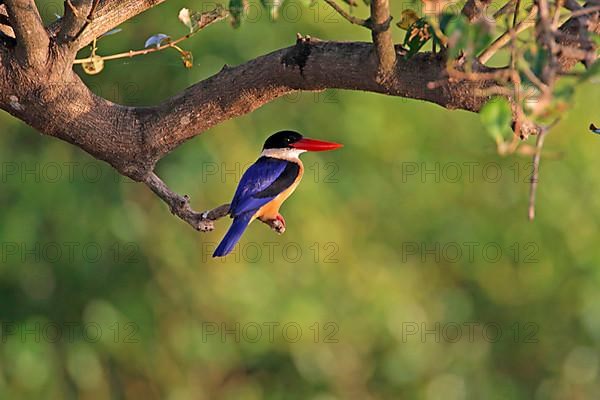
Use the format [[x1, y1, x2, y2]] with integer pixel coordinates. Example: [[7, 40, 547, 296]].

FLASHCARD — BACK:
[[213, 213, 253, 257]]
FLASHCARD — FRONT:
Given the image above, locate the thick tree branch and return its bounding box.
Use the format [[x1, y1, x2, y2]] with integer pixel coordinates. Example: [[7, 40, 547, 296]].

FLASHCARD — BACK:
[[140, 37, 495, 160], [369, 0, 396, 81], [4, 0, 48, 66], [58, 0, 94, 44], [0, 37, 496, 182], [48, 0, 166, 50]]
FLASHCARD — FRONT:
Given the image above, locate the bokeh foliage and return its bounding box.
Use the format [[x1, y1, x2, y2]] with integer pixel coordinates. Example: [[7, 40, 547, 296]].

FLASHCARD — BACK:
[[0, 0, 599, 399]]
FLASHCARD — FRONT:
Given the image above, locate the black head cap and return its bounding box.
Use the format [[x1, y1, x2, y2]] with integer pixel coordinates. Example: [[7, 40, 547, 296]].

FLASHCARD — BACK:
[[263, 130, 303, 150]]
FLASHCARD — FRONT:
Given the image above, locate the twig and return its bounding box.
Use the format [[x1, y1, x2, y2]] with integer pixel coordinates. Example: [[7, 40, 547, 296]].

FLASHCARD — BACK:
[[565, 5, 600, 18], [538, 0, 558, 84], [448, 66, 511, 81], [512, 0, 521, 27], [528, 126, 549, 221], [519, 61, 549, 92], [144, 172, 286, 234], [74, 7, 228, 65], [323, 0, 368, 27], [478, 5, 538, 64], [144, 172, 230, 232], [494, 0, 517, 19]]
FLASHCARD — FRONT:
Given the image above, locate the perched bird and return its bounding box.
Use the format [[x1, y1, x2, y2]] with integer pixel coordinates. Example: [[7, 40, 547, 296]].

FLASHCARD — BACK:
[[213, 130, 343, 257]]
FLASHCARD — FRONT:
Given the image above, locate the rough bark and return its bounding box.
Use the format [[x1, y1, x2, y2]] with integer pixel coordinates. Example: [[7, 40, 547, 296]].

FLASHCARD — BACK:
[[0, 36, 498, 180]]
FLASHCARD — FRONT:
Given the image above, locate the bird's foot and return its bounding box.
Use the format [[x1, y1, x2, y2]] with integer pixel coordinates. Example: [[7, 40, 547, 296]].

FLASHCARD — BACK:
[[261, 214, 286, 235]]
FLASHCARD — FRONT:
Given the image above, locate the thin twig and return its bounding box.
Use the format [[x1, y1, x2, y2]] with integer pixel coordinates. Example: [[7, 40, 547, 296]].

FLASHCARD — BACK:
[[552, 0, 564, 28], [512, 0, 521, 26], [144, 172, 286, 234], [528, 127, 549, 221], [74, 7, 228, 65], [323, 0, 368, 27], [519, 61, 549, 92], [565, 4, 600, 19], [494, 0, 517, 19], [478, 5, 538, 64]]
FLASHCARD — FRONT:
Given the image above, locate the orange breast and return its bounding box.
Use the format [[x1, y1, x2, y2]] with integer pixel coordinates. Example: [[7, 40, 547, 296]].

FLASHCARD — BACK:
[[254, 161, 304, 221]]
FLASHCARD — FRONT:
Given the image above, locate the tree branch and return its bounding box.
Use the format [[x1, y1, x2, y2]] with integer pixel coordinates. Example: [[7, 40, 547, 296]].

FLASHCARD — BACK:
[[140, 37, 495, 160], [48, 0, 167, 50], [4, 0, 48, 66], [0, 37, 496, 181], [144, 172, 230, 232], [478, 5, 538, 64], [369, 0, 396, 81], [323, 0, 369, 27], [58, 0, 94, 44], [144, 172, 286, 233]]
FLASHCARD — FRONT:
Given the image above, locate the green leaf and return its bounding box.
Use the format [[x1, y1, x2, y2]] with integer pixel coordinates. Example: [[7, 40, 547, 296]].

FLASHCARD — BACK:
[[403, 18, 433, 58], [480, 97, 513, 142]]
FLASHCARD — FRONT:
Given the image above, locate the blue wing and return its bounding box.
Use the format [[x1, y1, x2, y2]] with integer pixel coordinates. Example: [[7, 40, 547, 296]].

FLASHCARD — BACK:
[[229, 156, 296, 217]]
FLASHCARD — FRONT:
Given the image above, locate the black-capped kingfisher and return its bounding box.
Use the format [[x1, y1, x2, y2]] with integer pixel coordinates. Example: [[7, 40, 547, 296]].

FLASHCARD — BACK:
[[213, 130, 343, 257]]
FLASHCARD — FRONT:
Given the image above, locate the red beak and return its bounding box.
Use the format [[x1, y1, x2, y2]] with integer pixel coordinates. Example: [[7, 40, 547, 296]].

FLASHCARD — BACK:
[[290, 137, 343, 152]]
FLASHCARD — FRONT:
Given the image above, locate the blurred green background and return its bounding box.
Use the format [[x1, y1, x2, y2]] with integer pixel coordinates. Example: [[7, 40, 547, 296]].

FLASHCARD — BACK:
[[0, 0, 600, 399]]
